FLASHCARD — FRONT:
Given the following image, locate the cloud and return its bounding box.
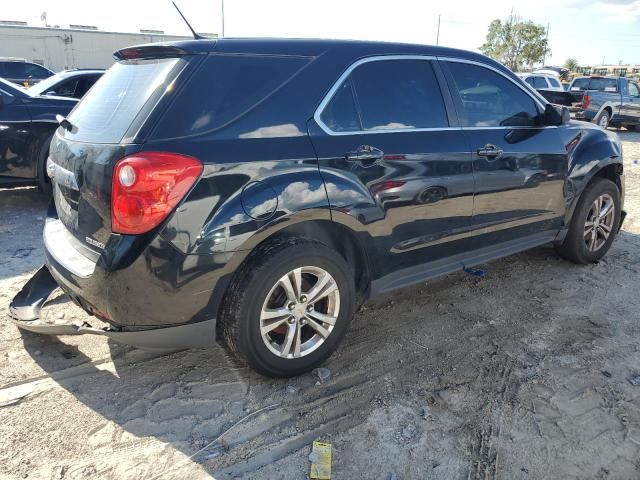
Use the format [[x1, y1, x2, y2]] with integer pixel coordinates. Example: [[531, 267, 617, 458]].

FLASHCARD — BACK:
[[588, 0, 640, 21]]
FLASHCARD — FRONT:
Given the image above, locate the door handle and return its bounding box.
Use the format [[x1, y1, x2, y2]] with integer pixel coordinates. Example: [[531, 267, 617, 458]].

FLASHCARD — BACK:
[[477, 144, 503, 160], [346, 145, 384, 167]]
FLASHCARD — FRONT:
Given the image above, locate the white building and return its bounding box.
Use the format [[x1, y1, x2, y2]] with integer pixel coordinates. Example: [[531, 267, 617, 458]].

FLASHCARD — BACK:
[[0, 23, 216, 72]]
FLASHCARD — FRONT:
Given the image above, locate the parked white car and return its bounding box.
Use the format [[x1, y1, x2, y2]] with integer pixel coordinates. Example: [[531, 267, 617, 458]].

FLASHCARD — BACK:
[[517, 73, 565, 92]]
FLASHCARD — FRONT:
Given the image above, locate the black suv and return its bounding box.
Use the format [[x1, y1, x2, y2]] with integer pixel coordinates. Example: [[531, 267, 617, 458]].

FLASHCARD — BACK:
[[10, 39, 625, 377]]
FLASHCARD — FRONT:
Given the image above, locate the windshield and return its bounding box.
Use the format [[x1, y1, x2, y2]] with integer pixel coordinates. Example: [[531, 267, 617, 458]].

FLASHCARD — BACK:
[[29, 73, 66, 95], [63, 58, 183, 143]]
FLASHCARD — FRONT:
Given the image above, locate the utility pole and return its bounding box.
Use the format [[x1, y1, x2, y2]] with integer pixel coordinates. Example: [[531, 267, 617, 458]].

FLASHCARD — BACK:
[[436, 15, 441, 45], [221, 0, 225, 37]]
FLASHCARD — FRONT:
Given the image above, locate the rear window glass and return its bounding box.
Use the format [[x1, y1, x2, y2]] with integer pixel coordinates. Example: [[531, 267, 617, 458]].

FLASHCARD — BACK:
[[64, 58, 182, 143], [571, 77, 618, 92], [548, 77, 562, 88], [590, 78, 618, 92], [152, 54, 311, 139]]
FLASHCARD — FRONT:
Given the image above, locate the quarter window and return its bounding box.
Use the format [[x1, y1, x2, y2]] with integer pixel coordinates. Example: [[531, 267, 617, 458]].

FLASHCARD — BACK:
[[447, 62, 540, 127], [628, 83, 639, 97], [320, 78, 361, 132]]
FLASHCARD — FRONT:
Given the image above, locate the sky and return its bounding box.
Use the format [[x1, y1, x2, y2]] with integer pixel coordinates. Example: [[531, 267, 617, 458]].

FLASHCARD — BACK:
[[3, 0, 640, 66]]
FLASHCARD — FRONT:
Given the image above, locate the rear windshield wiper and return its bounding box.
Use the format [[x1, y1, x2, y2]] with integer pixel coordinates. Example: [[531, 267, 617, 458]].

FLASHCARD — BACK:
[[55, 114, 76, 132]]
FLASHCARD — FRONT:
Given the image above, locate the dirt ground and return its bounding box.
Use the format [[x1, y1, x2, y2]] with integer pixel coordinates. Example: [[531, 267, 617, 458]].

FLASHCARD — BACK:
[[1, 130, 639, 480]]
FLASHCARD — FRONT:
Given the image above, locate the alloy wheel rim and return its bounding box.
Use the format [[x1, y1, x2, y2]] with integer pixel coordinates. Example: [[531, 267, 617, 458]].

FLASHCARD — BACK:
[[260, 266, 340, 359], [599, 115, 608, 129], [584, 193, 615, 252]]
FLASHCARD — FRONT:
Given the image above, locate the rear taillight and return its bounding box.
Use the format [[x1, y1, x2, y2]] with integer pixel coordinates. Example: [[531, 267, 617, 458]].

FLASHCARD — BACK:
[[111, 152, 202, 235], [582, 94, 591, 110]]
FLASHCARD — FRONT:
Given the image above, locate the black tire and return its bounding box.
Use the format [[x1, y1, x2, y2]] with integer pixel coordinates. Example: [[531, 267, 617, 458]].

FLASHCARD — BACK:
[[625, 124, 638, 132], [36, 134, 53, 195], [596, 110, 610, 130], [555, 178, 621, 264], [218, 237, 355, 378]]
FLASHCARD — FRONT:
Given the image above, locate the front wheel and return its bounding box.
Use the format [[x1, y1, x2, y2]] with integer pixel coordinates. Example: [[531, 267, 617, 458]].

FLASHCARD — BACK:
[[218, 237, 355, 377], [555, 178, 621, 264]]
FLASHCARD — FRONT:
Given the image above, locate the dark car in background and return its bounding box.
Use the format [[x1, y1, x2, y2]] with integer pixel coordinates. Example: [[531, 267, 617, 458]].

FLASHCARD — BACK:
[[0, 58, 54, 87], [10, 39, 625, 378], [29, 69, 104, 100], [0, 77, 77, 191], [571, 76, 640, 130]]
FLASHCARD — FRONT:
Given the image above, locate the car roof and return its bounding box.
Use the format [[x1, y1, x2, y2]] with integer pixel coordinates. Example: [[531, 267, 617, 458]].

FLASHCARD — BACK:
[[118, 37, 511, 73]]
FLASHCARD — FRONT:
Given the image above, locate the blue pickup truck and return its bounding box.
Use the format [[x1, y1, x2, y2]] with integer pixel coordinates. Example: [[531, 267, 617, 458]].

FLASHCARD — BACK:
[[571, 76, 640, 130]]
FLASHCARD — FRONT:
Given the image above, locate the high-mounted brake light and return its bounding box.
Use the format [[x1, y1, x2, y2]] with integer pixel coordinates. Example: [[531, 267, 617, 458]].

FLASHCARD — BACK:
[[582, 94, 591, 110], [111, 152, 202, 235]]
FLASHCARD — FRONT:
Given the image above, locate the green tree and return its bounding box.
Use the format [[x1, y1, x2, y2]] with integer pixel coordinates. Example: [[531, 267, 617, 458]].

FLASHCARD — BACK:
[[564, 58, 579, 72], [480, 15, 550, 71]]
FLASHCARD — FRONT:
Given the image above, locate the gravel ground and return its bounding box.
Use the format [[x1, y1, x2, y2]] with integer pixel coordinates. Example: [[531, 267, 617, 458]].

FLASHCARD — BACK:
[[1, 129, 639, 480]]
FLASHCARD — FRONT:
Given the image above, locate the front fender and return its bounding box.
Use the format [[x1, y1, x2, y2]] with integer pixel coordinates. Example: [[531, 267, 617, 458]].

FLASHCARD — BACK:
[[560, 122, 623, 222]]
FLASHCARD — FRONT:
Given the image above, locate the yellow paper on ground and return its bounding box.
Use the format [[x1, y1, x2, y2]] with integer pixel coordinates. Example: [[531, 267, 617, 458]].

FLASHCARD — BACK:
[[310, 441, 332, 479]]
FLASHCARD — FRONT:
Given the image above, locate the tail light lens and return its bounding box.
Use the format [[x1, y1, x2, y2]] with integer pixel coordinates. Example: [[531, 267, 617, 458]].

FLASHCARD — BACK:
[[111, 152, 203, 235], [582, 94, 591, 110]]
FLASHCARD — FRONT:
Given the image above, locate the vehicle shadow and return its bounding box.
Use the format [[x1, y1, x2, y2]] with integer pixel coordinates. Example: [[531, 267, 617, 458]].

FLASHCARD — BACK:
[[612, 129, 640, 143]]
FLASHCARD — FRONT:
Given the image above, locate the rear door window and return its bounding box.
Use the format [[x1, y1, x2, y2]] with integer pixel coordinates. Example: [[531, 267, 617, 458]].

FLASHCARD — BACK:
[[446, 62, 540, 127], [351, 59, 448, 130], [64, 58, 183, 143], [54, 78, 79, 97]]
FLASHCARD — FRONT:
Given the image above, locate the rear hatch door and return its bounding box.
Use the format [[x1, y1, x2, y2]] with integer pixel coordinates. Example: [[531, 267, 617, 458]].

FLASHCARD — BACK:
[[49, 49, 201, 252]]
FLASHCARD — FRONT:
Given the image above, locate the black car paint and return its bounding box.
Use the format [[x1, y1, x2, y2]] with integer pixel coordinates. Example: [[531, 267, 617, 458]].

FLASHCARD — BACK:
[[0, 80, 77, 185], [16, 39, 624, 344]]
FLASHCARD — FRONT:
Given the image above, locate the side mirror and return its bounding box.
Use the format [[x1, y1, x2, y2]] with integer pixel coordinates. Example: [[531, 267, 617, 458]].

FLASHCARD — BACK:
[[543, 103, 570, 126]]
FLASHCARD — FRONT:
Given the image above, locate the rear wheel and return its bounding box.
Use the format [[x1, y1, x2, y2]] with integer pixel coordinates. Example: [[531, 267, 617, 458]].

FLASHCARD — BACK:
[[218, 237, 355, 377], [555, 178, 621, 264], [597, 110, 610, 130], [37, 134, 53, 195]]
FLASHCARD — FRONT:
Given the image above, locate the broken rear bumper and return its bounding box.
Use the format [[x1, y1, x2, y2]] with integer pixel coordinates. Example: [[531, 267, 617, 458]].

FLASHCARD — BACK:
[[9, 265, 216, 350]]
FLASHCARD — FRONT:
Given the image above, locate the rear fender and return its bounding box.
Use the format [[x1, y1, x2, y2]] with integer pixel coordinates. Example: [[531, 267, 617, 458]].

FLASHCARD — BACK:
[[176, 167, 332, 254], [589, 99, 618, 122]]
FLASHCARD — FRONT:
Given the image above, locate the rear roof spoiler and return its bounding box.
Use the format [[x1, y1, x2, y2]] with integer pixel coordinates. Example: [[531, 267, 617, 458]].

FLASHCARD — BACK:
[[113, 44, 194, 61]]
